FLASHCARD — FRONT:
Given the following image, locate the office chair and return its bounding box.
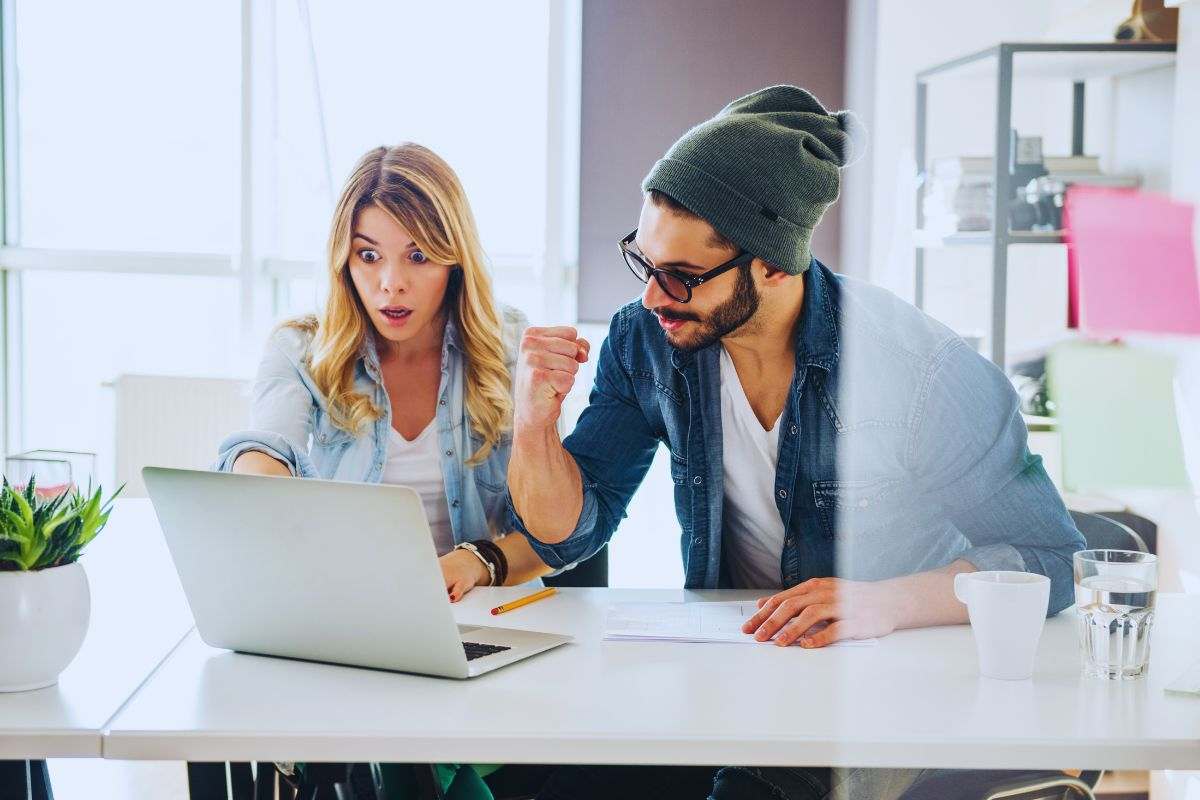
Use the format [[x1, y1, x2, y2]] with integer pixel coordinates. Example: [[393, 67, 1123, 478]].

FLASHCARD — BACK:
[[0, 759, 53, 800], [1092, 510, 1157, 554], [900, 768, 1102, 800], [1068, 510, 1149, 553], [543, 544, 609, 589], [195, 761, 402, 800]]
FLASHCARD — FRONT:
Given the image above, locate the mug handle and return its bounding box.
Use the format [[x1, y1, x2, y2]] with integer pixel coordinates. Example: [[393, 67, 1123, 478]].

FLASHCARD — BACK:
[[953, 572, 971, 605]]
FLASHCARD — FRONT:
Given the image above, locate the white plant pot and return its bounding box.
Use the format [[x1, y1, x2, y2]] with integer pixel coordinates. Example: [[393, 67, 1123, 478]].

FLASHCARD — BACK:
[[0, 561, 90, 692]]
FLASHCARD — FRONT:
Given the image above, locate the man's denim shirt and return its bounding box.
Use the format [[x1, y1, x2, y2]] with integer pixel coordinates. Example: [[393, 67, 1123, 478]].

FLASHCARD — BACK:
[[216, 306, 527, 544], [513, 261, 1083, 614]]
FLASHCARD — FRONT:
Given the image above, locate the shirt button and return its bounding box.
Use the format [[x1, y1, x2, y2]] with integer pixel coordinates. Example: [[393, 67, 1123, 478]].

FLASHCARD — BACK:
[[785, 537, 794, 547], [789, 424, 798, 435], [451, 499, 460, 508], [445, 450, 453, 457], [693, 476, 702, 485], [439, 399, 447, 406], [778, 489, 788, 499], [692, 536, 704, 545]]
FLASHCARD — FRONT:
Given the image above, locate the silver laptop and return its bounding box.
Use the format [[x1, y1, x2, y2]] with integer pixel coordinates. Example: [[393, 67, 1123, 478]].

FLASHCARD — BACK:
[[142, 467, 572, 679]]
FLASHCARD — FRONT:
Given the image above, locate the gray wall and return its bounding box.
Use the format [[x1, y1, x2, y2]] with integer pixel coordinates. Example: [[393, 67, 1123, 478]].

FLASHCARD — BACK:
[[577, 0, 848, 322]]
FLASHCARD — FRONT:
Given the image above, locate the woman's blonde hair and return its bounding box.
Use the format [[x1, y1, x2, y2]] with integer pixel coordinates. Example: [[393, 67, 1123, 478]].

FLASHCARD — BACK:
[[292, 143, 512, 464]]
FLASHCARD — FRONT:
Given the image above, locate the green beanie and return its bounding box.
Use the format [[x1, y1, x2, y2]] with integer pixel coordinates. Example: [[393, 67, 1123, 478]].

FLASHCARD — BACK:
[[641, 84, 864, 275]]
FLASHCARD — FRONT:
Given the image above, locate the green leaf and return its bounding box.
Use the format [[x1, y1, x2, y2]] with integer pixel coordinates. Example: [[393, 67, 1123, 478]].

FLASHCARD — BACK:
[[11, 490, 34, 529], [0, 508, 32, 545], [40, 507, 78, 542], [0, 479, 119, 570]]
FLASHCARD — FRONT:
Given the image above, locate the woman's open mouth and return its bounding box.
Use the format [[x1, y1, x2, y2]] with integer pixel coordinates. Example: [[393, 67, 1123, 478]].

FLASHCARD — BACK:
[[380, 306, 413, 326]]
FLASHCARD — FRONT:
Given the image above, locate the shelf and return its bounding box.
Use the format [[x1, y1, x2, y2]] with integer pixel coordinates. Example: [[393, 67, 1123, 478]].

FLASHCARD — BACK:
[[1011, 230, 1066, 244], [913, 41, 1175, 369], [917, 42, 1176, 82], [915, 230, 1065, 248]]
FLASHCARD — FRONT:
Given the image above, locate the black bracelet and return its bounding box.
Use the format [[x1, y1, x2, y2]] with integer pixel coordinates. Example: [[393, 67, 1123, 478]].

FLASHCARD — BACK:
[[479, 539, 508, 586], [471, 538, 508, 587]]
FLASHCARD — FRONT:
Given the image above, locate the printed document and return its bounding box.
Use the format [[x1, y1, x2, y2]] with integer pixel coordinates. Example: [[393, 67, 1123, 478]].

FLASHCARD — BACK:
[[604, 601, 877, 646]]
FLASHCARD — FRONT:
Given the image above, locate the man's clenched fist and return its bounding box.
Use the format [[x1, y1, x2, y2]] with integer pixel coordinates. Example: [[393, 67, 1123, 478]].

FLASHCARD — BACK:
[[514, 326, 590, 431]]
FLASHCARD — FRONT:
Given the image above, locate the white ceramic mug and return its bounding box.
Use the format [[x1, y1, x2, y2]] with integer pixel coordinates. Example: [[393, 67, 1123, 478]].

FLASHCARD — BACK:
[[954, 570, 1050, 680]]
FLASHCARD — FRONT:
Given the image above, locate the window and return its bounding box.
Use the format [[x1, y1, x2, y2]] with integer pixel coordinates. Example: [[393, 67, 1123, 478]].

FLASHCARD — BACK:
[[4, 1, 574, 487], [273, 1, 552, 271], [13, 0, 238, 253]]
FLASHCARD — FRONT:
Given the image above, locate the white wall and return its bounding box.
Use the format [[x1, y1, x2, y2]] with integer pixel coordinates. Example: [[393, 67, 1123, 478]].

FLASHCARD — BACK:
[[844, 0, 1176, 358], [844, 0, 1200, 596], [847, 0, 1051, 299], [576, 0, 848, 323]]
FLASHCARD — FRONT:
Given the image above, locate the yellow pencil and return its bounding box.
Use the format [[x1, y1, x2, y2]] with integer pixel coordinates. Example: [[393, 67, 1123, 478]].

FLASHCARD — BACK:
[[490, 587, 558, 615]]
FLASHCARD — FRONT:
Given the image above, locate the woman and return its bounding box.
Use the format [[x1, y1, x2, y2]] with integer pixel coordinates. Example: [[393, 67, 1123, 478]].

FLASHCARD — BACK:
[[217, 143, 556, 601]]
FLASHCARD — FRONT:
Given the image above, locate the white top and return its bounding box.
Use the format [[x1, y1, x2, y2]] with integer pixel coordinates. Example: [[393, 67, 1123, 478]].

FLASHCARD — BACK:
[[719, 346, 786, 589], [381, 421, 454, 556], [102, 589, 1200, 770]]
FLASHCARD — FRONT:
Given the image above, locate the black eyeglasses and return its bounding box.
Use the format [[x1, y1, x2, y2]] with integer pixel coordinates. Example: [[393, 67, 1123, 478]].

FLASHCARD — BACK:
[[619, 228, 753, 304]]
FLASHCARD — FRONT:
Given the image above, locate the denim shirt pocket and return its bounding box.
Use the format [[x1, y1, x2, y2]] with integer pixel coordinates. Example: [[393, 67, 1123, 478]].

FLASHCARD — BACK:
[[313, 410, 352, 445], [310, 410, 354, 475], [468, 431, 512, 533], [812, 478, 903, 540], [469, 432, 510, 491]]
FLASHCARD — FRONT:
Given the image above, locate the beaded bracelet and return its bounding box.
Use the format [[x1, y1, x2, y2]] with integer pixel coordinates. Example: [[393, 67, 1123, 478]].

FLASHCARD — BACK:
[[472, 538, 509, 587]]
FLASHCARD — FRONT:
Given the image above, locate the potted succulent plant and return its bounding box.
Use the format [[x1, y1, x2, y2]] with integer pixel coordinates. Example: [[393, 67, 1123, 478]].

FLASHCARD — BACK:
[[0, 477, 119, 691]]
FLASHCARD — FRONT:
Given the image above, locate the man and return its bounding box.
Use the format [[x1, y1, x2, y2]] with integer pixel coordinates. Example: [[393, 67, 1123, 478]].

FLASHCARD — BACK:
[[506, 85, 1084, 799]]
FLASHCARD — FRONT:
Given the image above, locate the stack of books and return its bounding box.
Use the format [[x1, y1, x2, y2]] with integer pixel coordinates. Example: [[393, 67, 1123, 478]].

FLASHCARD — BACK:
[[922, 155, 1140, 235]]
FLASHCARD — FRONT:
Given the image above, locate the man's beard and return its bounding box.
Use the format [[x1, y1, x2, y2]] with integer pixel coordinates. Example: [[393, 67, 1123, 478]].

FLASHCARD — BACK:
[[658, 265, 760, 353]]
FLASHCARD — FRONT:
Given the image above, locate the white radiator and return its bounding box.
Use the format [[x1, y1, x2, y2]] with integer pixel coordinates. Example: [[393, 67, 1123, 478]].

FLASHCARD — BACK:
[[113, 374, 250, 497]]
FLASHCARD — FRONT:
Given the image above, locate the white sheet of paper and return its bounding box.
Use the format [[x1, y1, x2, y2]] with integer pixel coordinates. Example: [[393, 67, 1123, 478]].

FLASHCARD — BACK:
[[603, 601, 878, 646], [1165, 660, 1200, 697]]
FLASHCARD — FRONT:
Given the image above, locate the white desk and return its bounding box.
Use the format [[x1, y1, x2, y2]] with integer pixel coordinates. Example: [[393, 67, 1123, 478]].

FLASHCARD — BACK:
[[0, 500, 193, 758], [104, 587, 1200, 771]]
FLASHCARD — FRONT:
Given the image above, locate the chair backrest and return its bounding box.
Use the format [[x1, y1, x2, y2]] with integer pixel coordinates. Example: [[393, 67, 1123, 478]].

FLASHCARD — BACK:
[[543, 545, 609, 588], [901, 769, 1100, 800], [1068, 510, 1149, 553], [1092, 511, 1157, 554], [113, 374, 250, 497]]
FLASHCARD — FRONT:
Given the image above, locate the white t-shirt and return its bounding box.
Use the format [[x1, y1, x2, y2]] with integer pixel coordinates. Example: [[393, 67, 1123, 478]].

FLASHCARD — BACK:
[[381, 420, 454, 556], [719, 346, 786, 590]]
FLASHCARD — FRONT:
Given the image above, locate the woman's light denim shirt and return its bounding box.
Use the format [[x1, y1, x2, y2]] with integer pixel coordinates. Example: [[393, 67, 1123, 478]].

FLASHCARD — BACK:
[[216, 306, 527, 545]]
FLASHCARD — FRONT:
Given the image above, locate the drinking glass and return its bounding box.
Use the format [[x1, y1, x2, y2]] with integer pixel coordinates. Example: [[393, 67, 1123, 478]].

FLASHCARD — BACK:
[[1073, 549, 1157, 680], [4, 450, 96, 497]]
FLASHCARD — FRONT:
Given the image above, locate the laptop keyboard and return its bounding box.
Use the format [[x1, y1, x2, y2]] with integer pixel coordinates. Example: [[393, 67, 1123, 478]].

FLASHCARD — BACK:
[[463, 641, 512, 661]]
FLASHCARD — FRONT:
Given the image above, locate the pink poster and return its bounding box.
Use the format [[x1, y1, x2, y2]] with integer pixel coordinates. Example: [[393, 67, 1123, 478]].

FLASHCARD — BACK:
[[1064, 185, 1200, 336]]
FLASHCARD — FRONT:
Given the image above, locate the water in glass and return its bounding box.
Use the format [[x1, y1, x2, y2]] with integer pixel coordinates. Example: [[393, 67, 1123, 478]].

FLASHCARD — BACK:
[[1074, 550, 1157, 680]]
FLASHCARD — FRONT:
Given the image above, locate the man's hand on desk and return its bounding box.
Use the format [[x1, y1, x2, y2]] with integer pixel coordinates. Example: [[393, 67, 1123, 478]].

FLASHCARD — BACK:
[[742, 577, 900, 648], [742, 561, 977, 648]]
